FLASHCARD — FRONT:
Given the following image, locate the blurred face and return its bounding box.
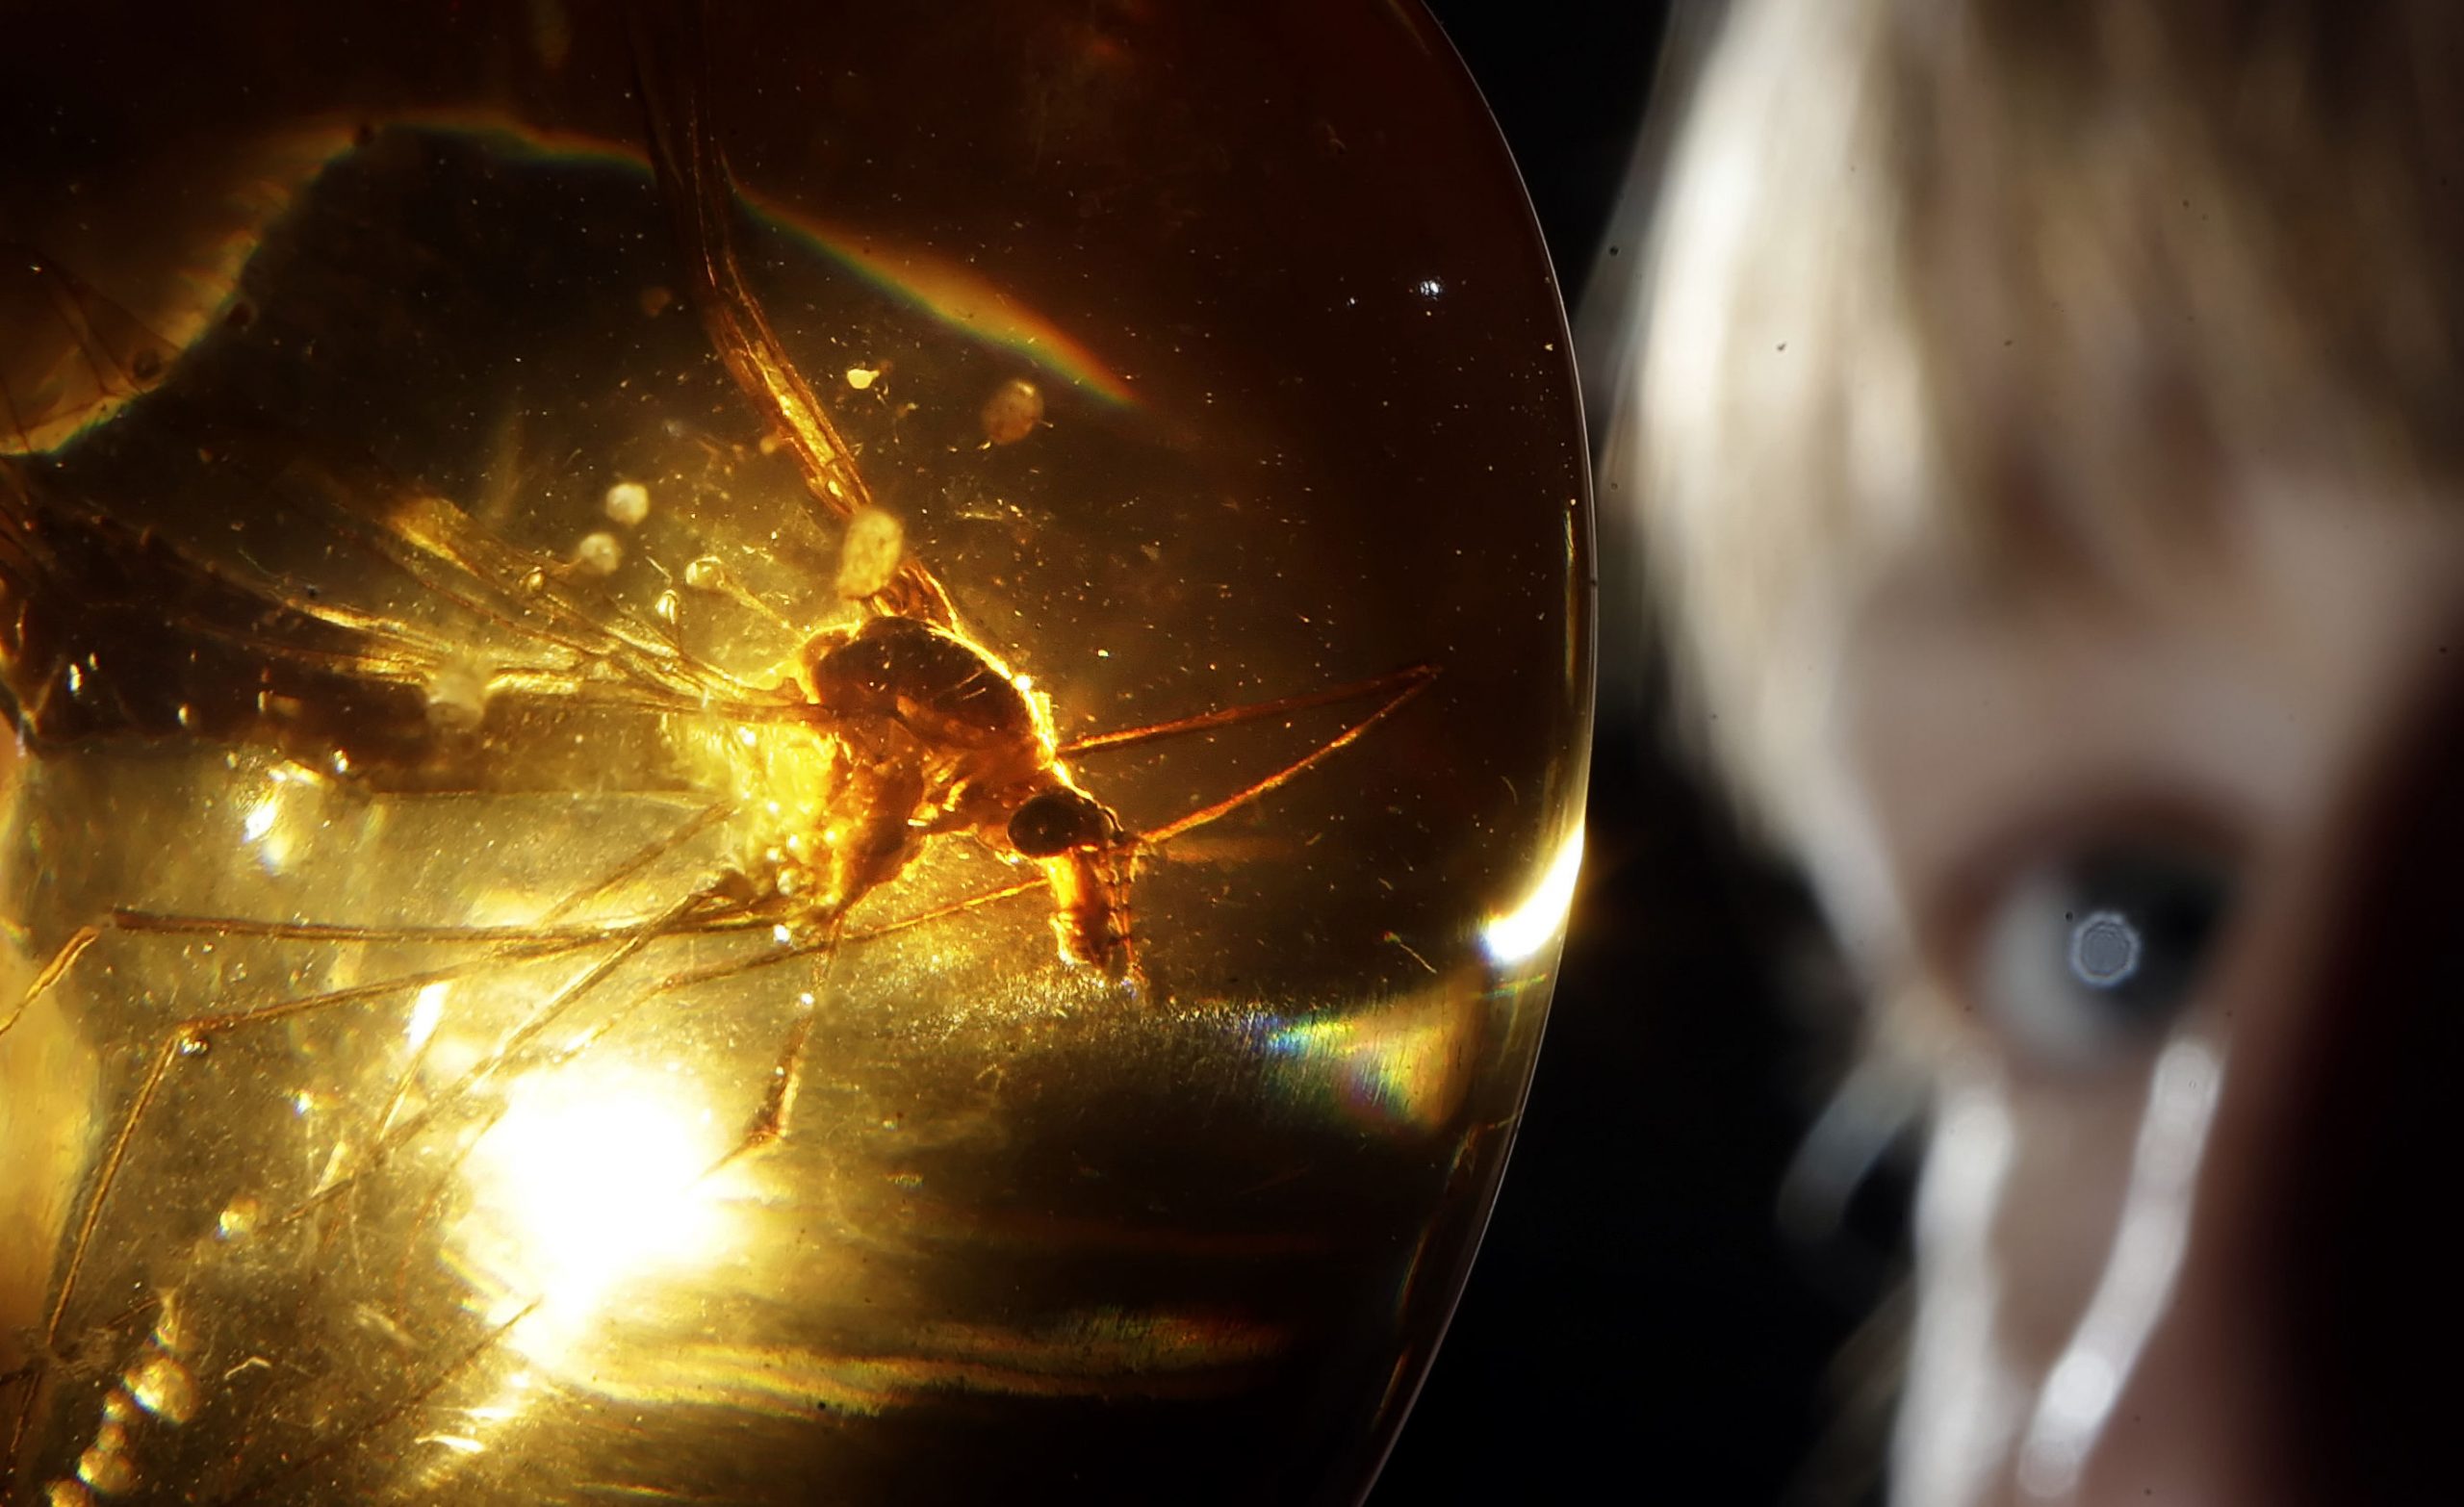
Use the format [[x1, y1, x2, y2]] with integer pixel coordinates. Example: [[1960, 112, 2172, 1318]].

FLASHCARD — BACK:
[[1797, 477, 2464, 1505]]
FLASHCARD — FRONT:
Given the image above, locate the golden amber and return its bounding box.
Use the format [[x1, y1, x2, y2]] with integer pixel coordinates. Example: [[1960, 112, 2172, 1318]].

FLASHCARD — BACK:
[[0, 3, 1590, 1502]]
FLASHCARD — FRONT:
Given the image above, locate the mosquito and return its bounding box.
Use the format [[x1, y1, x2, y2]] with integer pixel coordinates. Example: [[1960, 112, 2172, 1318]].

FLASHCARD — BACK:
[[0, 17, 1435, 1503]]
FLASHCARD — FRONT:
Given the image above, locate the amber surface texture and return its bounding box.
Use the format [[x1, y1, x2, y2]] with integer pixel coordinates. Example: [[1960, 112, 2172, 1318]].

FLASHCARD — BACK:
[[0, 4, 1592, 1502]]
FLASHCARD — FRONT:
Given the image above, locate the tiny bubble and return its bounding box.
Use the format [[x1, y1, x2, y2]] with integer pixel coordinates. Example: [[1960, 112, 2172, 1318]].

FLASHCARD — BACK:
[[572, 531, 623, 576], [424, 663, 491, 731], [218, 1197, 264, 1240], [603, 480, 652, 526], [980, 378, 1044, 446]]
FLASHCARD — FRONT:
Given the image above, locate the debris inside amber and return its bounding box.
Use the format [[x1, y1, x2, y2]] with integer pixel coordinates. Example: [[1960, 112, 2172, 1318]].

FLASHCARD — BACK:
[[0, 3, 1589, 1503]]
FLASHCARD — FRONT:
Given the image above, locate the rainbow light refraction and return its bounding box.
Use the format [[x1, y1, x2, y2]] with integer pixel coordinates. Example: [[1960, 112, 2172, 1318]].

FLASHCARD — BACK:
[[404, 115, 1142, 408]]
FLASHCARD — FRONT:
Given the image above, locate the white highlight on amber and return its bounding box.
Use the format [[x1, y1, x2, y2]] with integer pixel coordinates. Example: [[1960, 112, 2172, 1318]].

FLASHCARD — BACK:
[[406, 983, 449, 1054], [241, 797, 279, 844], [459, 1064, 744, 1370], [240, 778, 302, 875], [1480, 821, 1584, 966], [413, 1433, 486, 1455]]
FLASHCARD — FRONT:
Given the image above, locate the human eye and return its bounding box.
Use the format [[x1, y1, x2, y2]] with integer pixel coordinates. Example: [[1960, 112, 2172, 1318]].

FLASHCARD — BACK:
[[1964, 834, 2240, 1070]]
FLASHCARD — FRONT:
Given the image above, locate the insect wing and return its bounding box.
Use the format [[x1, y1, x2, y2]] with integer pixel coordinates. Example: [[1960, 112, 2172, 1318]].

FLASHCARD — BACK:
[[633, 2, 962, 632]]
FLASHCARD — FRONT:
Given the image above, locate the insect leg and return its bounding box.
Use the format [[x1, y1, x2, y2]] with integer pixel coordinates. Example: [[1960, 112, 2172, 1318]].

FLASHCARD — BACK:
[[729, 921, 846, 1158], [0, 924, 100, 1042], [276, 919, 680, 1228], [280, 792, 757, 1225], [1056, 662, 1438, 760], [360, 799, 743, 1142], [213, 1299, 542, 1507], [1132, 664, 1441, 845], [0, 933, 599, 1486]]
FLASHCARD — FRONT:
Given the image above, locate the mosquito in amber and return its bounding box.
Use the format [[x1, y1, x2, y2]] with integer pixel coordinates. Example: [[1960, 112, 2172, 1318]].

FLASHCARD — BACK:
[[0, 26, 1434, 1501]]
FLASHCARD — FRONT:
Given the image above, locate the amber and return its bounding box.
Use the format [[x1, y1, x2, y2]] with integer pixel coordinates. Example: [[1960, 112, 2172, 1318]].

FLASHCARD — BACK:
[[0, 4, 1591, 1503]]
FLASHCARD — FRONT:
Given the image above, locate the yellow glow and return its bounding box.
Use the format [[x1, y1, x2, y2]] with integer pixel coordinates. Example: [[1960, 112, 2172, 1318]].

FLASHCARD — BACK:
[[1480, 821, 1585, 966], [454, 1063, 747, 1371]]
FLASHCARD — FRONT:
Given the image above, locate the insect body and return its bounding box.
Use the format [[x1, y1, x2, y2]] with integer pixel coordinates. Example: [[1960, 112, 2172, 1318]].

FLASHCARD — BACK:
[[627, 12, 1154, 983], [793, 615, 1135, 976]]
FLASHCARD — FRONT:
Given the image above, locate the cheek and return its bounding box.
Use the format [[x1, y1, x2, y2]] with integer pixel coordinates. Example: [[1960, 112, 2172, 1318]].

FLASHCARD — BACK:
[[1898, 1045, 2239, 1503], [1923, 1071, 2143, 1362], [1900, 1070, 2138, 1439]]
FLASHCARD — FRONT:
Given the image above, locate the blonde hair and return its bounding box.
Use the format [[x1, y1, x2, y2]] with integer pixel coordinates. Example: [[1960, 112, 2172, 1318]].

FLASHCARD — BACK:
[[1634, 0, 2464, 845]]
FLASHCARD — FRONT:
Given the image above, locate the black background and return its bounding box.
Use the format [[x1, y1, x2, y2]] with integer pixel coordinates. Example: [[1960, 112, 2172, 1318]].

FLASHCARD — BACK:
[[1371, 8, 1897, 1503]]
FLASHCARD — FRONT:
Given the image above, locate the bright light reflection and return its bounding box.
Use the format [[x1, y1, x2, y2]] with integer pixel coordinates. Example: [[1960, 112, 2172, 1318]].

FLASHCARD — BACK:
[[240, 781, 296, 875], [455, 1064, 747, 1372], [2015, 1038, 2225, 1501], [241, 798, 279, 843], [1480, 822, 1584, 965], [405, 983, 449, 1053]]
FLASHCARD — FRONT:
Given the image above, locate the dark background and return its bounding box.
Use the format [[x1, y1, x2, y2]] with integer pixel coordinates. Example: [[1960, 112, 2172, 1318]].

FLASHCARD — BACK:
[[1371, 8, 1904, 1503]]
